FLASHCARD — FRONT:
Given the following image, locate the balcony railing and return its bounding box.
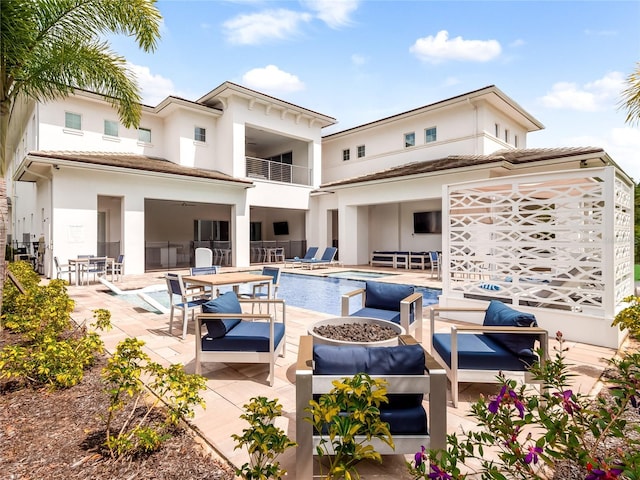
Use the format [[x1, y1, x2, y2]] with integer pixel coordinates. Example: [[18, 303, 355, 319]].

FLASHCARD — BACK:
[[245, 156, 311, 185]]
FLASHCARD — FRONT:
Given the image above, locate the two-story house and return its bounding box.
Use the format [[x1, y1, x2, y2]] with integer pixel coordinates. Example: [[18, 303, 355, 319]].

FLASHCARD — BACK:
[[5, 82, 634, 348]]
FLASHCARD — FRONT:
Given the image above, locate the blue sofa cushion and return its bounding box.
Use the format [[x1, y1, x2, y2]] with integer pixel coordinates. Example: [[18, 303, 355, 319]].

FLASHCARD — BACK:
[[201, 292, 242, 338], [202, 321, 285, 352], [432, 332, 536, 370], [364, 281, 414, 311], [483, 300, 538, 357], [313, 344, 425, 411]]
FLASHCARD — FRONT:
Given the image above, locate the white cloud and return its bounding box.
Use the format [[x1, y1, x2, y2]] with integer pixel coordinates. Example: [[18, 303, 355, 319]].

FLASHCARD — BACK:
[[539, 72, 625, 112], [443, 76, 461, 87], [409, 30, 501, 63], [242, 65, 305, 93], [223, 9, 312, 45], [351, 53, 366, 66], [127, 63, 177, 105], [510, 39, 525, 48], [302, 0, 359, 28]]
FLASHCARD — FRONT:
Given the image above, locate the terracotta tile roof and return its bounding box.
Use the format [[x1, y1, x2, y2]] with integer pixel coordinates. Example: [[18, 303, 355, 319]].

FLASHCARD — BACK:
[[319, 147, 607, 188], [26, 151, 253, 185]]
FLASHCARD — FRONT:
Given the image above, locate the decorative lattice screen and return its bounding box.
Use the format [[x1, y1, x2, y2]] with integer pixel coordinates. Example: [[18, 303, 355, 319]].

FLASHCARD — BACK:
[[445, 167, 633, 315]]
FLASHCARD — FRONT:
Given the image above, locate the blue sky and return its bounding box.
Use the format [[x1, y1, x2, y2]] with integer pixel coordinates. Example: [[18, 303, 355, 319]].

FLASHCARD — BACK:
[[110, 0, 640, 180]]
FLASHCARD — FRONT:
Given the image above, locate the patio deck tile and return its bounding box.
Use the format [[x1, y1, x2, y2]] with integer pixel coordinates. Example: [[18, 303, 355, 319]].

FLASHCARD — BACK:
[[63, 265, 623, 478]]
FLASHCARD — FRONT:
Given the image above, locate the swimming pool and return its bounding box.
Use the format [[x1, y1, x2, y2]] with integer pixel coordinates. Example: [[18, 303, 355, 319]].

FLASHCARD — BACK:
[[326, 270, 397, 280], [110, 272, 441, 316]]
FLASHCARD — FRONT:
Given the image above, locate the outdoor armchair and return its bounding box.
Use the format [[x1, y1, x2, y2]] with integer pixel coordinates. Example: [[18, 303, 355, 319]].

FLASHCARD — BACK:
[[341, 280, 424, 342], [295, 334, 447, 479], [194, 291, 286, 387], [429, 300, 549, 407]]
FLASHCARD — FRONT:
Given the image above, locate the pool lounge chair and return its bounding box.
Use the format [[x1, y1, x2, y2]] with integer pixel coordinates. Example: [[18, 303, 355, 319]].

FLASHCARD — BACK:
[[284, 246, 318, 267], [299, 247, 338, 270]]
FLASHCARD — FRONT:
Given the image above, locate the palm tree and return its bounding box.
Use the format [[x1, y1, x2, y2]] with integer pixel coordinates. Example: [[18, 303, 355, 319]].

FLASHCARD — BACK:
[[0, 0, 161, 311], [621, 62, 640, 126]]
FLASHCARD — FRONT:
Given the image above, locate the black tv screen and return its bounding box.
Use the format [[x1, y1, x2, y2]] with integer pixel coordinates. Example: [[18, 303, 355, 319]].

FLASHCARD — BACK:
[[413, 211, 442, 234], [273, 221, 289, 236]]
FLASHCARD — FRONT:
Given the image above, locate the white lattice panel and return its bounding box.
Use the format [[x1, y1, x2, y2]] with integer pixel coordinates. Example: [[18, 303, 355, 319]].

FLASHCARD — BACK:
[[445, 168, 633, 315]]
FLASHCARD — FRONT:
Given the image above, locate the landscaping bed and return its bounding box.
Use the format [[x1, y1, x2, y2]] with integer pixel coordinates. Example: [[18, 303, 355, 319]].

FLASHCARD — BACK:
[[0, 345, 235, 480]]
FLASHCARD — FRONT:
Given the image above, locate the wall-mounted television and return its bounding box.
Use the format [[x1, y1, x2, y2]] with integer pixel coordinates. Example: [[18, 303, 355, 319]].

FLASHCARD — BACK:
[[413, 211, 442, 234], [273, 221, 289, 236]]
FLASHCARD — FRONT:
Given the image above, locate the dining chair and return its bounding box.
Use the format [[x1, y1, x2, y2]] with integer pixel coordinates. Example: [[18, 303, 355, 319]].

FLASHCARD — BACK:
[[165, 272, 210, 339], [195, 247, 213, 268], [53, 256, 73, 284], [80, 256, 107, 285], [240, 266, 280, 313], [108, 254, 124, 282]]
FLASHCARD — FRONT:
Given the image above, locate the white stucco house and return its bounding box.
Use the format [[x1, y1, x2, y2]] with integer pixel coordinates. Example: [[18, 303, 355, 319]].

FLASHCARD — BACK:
[[5, 83, 634, 348]]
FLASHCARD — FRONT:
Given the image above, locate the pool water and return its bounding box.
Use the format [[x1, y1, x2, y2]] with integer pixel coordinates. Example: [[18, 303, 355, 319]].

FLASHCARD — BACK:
[[112, 272, 441, 317], [326, 270, 397, 280]]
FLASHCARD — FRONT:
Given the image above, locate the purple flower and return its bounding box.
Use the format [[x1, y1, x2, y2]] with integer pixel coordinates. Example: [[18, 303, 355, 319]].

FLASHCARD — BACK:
[[585, 461, 624, 479], [488, 385, 525, 418], [524, 445, 543, 464], [427, 463, 453, 480], [554, 390, 580, 415], [414, 445, 427, 467]]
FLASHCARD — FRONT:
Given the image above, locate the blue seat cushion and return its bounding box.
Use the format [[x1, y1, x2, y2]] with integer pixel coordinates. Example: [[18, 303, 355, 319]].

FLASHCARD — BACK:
[[350, 307, 401, 324], [201, 292, 242, 339], [201, 321, 285, 352], [313, 344, 425, 410], [432, 332, 536, 371], [482, 300, 538, 357], [364, 281, 413, 311]]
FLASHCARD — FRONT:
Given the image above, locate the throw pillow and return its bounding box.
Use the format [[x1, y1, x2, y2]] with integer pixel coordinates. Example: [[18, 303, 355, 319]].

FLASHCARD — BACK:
[[201, 292, 242, 338], [483, 300, 538, 357]]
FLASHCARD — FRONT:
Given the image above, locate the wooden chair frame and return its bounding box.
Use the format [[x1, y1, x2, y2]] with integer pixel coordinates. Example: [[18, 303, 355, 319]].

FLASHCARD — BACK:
[[194, 298, 286, 386], [429, 306, 549, 407], [295, 334, 447, 479]]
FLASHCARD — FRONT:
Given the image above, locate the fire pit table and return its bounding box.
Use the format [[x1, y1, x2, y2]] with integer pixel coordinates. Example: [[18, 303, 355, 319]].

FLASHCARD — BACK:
[[307, 316, 406, 347]]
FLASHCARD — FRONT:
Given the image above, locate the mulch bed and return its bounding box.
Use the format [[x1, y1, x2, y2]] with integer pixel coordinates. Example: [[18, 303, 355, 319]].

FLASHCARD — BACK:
[[0, 340, 235, 480]]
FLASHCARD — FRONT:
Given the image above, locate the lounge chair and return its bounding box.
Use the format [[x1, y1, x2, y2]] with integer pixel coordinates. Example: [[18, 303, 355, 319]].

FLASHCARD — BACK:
[[284, 246, 318, 267], [298, 247, 338, 270]]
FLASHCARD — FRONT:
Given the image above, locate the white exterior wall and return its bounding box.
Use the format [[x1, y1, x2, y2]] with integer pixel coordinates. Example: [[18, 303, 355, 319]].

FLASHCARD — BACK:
[[47, 165, 247, 275], [38, 98, 166, 157]]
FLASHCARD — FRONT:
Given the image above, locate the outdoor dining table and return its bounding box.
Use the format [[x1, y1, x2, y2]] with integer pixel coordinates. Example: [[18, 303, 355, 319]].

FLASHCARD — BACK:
[[68, 257, 115, 286], [183, 272, 273, 299]]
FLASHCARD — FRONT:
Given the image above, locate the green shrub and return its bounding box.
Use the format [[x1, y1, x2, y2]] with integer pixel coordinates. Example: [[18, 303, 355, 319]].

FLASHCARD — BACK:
[[101, 337, 207, 459], [306, 372, 394, 479], [232, 396, 297, 479], [0, 264, 110, 389], [612, 295, 640, 339]]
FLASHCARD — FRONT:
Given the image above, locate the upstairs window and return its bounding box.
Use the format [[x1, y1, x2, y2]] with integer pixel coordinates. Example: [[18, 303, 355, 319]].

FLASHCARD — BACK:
[[504, 129, 510, 143], [425, 127, 437, 143], [357, 145, 365, 158], [138, 127, 152, 143], [65, 112, 81, 130], [104, 120, 118, 137], [494, 123, 500, 137], [194, 126, 206, 143], [514, 135, 519, 148], [342, 148, 350, 161], [404, 132, 415, 148]]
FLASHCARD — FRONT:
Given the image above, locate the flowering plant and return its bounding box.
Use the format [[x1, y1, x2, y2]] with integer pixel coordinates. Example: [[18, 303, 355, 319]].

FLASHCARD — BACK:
[[408, 332, 640, 479]]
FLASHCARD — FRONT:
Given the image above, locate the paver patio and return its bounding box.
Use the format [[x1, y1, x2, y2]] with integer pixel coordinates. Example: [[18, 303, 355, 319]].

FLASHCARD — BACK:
[[66, 266, 620, 478]]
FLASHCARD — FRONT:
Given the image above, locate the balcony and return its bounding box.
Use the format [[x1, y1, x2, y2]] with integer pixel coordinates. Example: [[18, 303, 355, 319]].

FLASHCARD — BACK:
[[245, 156, 311, 186]]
